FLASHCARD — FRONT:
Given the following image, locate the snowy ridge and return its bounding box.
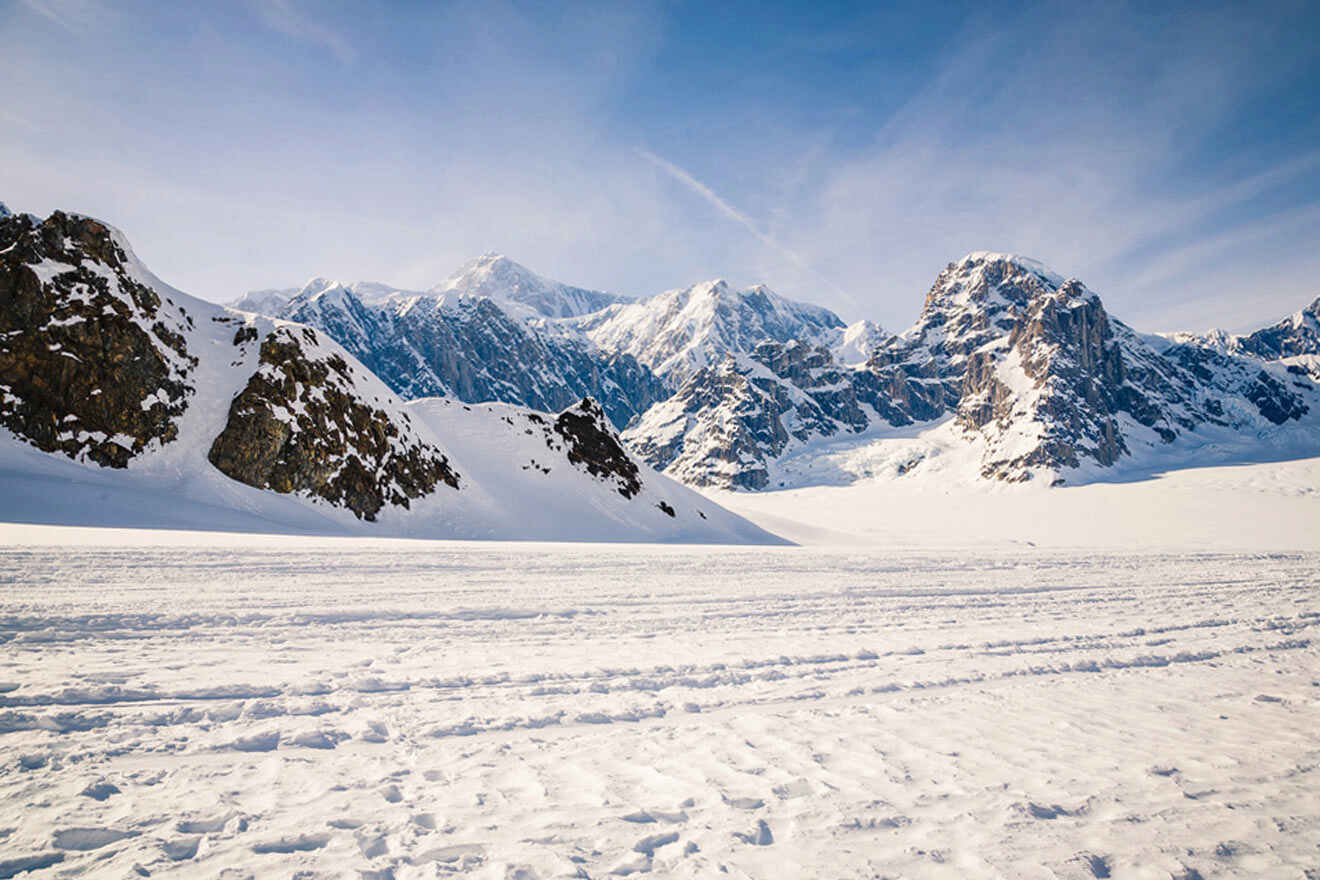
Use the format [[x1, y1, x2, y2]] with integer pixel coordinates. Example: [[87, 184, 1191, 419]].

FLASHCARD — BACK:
[[433, 252, 631, 318], [576, 279, 847, 386]]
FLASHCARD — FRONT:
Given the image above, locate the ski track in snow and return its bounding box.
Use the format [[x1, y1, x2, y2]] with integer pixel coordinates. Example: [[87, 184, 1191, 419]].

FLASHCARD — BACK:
[[1, 537, 1318, 878]]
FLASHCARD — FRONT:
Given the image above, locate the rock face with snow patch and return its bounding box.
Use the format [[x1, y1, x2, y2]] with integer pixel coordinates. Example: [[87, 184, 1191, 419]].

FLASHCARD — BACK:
[[0, 209, 196, 467], [550, 398, 643, 498], [208, 325, 459, 520], [1233, 296, 1320, 359], [626, 341, 894, 489]]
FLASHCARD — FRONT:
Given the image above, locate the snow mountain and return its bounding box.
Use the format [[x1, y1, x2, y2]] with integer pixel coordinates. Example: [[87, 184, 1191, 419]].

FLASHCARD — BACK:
[[0, 205, 776, 542], [625, 253, 1320, 488], [575, 279, 848, 386], [433, 252, 632, 318]]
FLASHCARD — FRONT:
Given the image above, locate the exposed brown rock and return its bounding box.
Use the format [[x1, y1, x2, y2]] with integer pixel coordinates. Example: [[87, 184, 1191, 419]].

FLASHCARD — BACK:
[[208, 327, 458, 520]]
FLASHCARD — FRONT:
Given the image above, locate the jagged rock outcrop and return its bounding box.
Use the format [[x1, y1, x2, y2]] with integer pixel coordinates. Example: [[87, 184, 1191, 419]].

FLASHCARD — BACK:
[[550, 398, 643, 498], [1232, 296, 1320, 359], [626, 340, 890, 489], [0, 209, 196, 467], [208, 325, 459, 521]]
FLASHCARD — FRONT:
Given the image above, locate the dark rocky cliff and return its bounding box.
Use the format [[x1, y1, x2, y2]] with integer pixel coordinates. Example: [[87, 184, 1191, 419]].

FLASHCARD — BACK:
[[0, 210, 195, 467], [208, 326, 459, 521]]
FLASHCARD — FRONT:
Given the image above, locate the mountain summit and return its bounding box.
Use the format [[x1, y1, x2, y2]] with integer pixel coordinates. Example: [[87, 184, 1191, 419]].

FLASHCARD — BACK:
[[576, 279, 847, 385], [432, 252, 631, 318]]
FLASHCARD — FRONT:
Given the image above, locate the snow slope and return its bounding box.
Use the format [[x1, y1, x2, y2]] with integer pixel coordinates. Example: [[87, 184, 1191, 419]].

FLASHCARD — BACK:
[[0, 394, 777, 544], [710, 432, 1320, 551]]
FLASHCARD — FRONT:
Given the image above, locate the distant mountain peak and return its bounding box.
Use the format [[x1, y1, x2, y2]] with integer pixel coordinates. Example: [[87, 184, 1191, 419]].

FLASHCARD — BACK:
[[433, 253, 631, 318], [576, 278, 846, 385], [295, 276, 344, 298]]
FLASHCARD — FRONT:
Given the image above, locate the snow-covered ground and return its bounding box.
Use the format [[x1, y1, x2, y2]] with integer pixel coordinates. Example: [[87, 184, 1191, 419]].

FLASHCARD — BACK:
[[2, 527, 1318, 878]]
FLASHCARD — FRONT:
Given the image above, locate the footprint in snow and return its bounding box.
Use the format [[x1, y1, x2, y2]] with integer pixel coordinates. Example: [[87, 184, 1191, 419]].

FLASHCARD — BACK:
[[79, 781, 120, 801], [633, 831, 679, 855], [228, 730, 280, 752], [250, 832, 331, 854], [52, 828, 140, 851], [0, 853, 64, 877], [160, 837, 201, 861], [176, 813, 234, 834], [732, 819, 773, 846]]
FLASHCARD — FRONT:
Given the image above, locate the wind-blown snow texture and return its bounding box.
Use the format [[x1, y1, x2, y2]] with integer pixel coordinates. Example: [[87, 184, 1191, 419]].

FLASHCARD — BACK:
[[2, 532, 1318, 878]]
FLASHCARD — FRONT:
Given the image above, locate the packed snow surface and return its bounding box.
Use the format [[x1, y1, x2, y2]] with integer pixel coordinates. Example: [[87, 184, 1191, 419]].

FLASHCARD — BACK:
[[2, 526, 1319, 878]]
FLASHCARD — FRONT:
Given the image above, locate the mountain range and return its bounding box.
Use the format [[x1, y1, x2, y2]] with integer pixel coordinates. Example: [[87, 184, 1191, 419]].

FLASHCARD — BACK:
[[237, 251, 1320, 493], [3, 200, 1318, 542]]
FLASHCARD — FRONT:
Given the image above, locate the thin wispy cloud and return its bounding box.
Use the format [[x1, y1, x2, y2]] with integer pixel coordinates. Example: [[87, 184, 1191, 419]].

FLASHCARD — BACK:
[[16, 0, 108, 32], [254, 0, 356, 63], [638, 149, 858, 307]]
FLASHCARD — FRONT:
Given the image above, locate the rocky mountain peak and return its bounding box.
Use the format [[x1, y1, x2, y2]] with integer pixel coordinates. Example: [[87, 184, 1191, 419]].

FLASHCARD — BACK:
[[0, 202, 11, 219], [1232, 293, 1320, 359], [292, 276, 345, 301], [923, 252, 1067, 315]]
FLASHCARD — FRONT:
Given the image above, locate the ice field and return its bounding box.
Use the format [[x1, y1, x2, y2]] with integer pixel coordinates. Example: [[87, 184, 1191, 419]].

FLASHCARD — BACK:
[[2, 530, 1318, 878]]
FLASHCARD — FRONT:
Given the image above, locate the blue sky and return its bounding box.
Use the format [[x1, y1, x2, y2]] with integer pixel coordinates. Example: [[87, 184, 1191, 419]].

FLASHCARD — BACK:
[[2, 0, 1318, 332]]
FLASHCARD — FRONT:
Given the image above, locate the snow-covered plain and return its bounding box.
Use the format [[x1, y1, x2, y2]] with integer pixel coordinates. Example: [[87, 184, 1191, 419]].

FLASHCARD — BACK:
[[2, 526, 1319, 878], [710, 445, 1320, 552]]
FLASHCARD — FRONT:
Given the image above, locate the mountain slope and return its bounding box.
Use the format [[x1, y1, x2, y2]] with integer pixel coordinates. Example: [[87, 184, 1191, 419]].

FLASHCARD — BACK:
[[0, 205, 778, 543]]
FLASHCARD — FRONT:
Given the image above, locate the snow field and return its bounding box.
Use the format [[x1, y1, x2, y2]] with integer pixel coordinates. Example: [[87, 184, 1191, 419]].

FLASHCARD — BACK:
[[1, 535, 1318, 877]]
